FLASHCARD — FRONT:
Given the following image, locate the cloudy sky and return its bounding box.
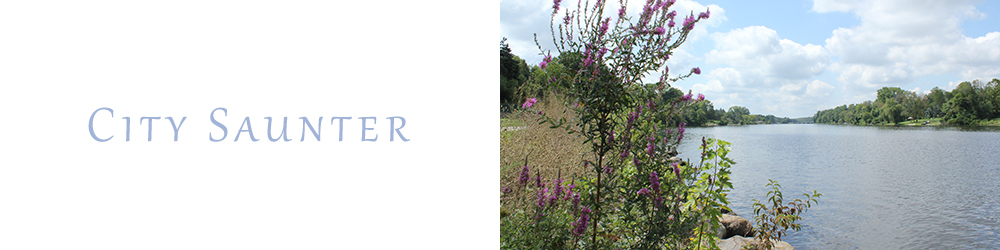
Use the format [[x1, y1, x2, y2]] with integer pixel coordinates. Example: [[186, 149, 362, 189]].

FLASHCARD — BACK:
[[500, 0, 1000, 118]]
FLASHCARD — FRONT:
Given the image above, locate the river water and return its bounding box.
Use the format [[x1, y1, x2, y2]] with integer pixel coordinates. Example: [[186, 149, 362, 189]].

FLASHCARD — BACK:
[[676, 124, 1000, 249]]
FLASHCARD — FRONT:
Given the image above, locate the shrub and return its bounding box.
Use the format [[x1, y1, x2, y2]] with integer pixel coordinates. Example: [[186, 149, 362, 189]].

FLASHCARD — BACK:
[[749, 180, 822, 249], [500, 0, 731, 248]]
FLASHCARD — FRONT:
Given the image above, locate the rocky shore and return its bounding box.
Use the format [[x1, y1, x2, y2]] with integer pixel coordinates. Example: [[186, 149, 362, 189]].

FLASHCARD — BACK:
[[716, 211, 794, 250]]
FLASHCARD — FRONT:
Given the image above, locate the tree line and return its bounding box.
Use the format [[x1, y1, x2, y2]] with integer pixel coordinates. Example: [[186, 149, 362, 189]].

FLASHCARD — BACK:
[[500, 38, 795, 126], [813, 79, 1000, 125], [660, 87, 796, 126]]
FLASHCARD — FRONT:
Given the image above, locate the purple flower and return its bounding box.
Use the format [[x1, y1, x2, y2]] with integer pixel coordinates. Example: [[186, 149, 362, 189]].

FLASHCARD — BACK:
[[637, 188, 652, 196], [618, 7, 626, 18], [667, 10, 677, 19], [653, 27, 665, 35], [680, 93, 692, 102], [548, 191, 558, 207], [692, 67, 701, 75], [571, 192, 581, 214], [678, 122, 687, 141], [553, 179, 563, 198], [699, 9, 711, 19], [563, 12, 572, 25], [518, 165, 530, 187], [697, 93, 705, 101], [535, 172, 543, 188], [626, 111, 638, 127], [539, 55, 553, 69], [501, 187, 512, 194], [668, 19, 675, 28], [654, 197, 664, 207], [572, 206, 591, 236], [536, 188, 547, 207], [599, 18, 611, 37], [672, 162, 681, 179], [647, 143, 655, 155], [682, 15, 696, 30], [650, 171, 661, 193], [522, 97, 537, 109], [566, 181, 576, 200], [553, 0, 562, 13], [659, 0, 671, 9]]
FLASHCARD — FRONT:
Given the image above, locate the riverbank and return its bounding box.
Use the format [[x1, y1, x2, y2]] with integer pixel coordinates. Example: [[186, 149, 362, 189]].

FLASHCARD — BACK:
[[815, 117, 1000, 126]]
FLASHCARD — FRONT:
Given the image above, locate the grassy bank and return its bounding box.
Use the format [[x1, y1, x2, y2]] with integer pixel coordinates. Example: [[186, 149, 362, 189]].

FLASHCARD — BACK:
[[499, 99, 591, 209]]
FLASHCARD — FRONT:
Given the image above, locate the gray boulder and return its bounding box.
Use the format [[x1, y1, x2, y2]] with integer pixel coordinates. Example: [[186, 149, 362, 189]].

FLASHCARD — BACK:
[[720, 214, 753, 238], [718, 235, 794, 250], [718, 235, 753, 250]]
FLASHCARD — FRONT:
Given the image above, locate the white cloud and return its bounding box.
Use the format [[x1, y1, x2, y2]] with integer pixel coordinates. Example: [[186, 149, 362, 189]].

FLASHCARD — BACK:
[[691, 26, 833, 117], [806, 80, 835, 97], [707, 26, 828, 86], [821, 0, 1000, 94], [811, 0, 859, 13]]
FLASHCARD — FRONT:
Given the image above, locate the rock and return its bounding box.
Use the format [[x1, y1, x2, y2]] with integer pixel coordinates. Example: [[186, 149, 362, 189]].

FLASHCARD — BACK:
[[720, 214, 753, 238], [718, 235, 753, 250], [772, 241, 794, 250], [720, 207, 736, 216], [718, 235, 794, 250], [715, 223, 727, 239]]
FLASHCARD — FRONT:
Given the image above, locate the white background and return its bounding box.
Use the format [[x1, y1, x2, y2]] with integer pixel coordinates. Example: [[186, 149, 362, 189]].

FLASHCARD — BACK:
[[0, 0, 495, 248]]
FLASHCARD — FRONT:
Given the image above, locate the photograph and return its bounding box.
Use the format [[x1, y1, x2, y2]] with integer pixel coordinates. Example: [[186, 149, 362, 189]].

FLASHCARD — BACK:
[[500, 0, 1000, 249]]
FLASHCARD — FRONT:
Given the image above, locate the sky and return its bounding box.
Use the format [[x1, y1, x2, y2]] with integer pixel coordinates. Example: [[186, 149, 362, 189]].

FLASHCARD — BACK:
[[500, 0, 1000, 118]]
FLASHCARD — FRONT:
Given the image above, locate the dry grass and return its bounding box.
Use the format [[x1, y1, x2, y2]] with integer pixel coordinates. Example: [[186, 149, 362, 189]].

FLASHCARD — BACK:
[[500, 97, 594, 210]]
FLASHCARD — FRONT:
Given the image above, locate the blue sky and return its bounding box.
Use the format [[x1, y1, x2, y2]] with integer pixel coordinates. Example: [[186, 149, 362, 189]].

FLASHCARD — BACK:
[[501, 0, 1000, 118]]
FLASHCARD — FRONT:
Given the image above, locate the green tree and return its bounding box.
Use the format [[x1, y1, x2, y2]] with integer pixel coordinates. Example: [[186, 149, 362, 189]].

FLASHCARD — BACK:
[[727, 106, 750, 124], [926, 87, 948, 118], [944, 81, 991, 125], [876, 87, 905, 104], [878, 99, 904, 124], [500, 38, 530, 104]]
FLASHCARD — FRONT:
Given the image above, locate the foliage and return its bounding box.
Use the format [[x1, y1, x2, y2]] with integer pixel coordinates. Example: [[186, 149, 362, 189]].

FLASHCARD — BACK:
[[749, 180, 821, 250], [498, 0, 742, 248], [814, 79, 1000, 125], [501, 38, 532, 104]]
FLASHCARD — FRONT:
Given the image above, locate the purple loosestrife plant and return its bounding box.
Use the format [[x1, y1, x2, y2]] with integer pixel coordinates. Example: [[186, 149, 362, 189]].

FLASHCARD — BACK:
[[522, 98, 537, 109], [637, 188, 652, 196], [500, 0, 732, 248], [518, 165, 530, 188], [572, 206, 591, 237], [537, 188, 548, 208], [650, 171, 661, 193]]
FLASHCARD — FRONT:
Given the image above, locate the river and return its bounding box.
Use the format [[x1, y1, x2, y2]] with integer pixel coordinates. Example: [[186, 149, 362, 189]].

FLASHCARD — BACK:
[[676, 124, 1000, 249]]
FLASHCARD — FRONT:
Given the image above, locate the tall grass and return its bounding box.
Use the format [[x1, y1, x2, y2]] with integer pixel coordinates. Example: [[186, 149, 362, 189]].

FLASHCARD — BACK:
[[500, 97, 592, 210]]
